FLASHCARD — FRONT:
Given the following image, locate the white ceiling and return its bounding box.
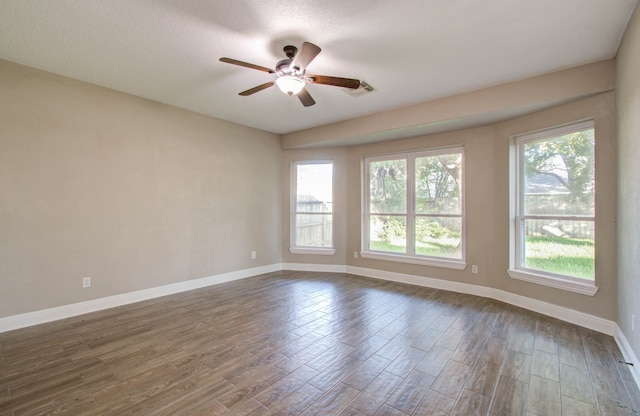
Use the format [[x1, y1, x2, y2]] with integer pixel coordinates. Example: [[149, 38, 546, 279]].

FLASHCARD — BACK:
[[0, 0, 637, 135]]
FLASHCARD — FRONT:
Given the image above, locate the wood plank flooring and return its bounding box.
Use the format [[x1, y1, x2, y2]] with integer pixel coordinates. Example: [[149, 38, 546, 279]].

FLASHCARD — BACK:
[[1, 271, 639, 415]]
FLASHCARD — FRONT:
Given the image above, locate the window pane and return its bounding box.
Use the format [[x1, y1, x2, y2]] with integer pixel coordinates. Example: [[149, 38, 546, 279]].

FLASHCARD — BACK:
[[523, 128, 594, 216], [296, 163, 332, 213], [369, 215, 406, 253], [296, 214, 333, 247], [415, 153, 461, 215], [522, 218, 594, 280], [415, 217, 462, 258], [369, 159, 407, 214]]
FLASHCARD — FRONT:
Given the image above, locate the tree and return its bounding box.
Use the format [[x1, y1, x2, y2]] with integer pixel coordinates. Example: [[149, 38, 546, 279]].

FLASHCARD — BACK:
[[415, 153, 461, 214], [369, 159, 407, 214], [524, 129, 594, 208]]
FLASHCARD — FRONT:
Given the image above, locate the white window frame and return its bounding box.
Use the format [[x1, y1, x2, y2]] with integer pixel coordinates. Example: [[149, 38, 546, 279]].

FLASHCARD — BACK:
[[508, 120, 597, 295], [361, 147, 466, 270], [290, 160, 335, 255]]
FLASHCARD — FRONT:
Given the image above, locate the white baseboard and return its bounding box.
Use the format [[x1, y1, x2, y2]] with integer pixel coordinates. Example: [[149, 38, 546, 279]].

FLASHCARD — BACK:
[[0, 262, 618, 339], [615, 326, 640, 389], [0, 263, 281, 333], [492, 289, 616, 335], [346, 265, 494, 298], [345, 265, 616, 335], [281, 263, 347, 273]]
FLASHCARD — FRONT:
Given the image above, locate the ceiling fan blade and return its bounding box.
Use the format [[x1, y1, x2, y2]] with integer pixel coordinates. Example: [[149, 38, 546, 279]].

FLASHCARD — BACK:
[[297, 87, 316, 107], [292, 42, 321, 70], [307, 75, 361, 89], [220, 57, 274, 73], [239, 81, 275, 96]]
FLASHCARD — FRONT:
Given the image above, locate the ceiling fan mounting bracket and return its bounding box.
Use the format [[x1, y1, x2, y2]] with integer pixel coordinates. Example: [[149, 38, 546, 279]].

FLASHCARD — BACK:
[[283, 45, 297, 59]]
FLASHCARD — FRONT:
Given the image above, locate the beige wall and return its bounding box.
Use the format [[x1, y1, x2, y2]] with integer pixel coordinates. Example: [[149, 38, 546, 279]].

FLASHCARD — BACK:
[[281, 60, 615, 149], [0, 35, 626, 327], [285, 91, 617, 320], [0, 59, 282, 318], [617, 5, 640, 357]]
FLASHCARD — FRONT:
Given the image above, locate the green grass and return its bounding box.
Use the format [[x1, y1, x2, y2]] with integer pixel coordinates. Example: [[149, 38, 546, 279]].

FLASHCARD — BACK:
[[370, 238, 461, 258], [525, 235, 594, 280], [371, 235, 594, 280], [370, 240, 406, 253]]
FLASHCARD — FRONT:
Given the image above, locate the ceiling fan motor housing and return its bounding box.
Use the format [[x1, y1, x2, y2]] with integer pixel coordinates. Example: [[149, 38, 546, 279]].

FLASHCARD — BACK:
[[276, 58, 304, 77]]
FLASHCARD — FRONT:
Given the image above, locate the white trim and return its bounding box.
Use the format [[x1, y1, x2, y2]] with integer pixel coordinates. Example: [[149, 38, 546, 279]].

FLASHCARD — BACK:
[[289, 247, 336, 255], [492, 288, 613, 335], [360, 251, 466, 270], [0, 264, 281, 334], [0, 262, 616, 341], [291, 160, 334, 251], [362, 147, 466, 266], [511, 119, 596, 295], [614, 326, 640, 391], [281, 263, 347, 273], [347, 265, 492, 298], [507, 269, 598, 296], [346, 265, 613, 335]]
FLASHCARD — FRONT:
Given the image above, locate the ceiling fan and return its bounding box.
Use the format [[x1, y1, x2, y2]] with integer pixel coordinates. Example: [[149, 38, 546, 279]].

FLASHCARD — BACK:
[[220, 42, 361, 107]]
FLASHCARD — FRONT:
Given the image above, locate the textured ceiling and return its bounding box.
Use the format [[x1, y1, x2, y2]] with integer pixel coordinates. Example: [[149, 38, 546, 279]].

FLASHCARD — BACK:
[[0, 0, 637, 135]]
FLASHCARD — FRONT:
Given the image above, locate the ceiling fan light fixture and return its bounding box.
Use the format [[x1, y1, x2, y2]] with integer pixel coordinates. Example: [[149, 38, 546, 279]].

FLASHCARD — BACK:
[[276, 75, 305, 95]]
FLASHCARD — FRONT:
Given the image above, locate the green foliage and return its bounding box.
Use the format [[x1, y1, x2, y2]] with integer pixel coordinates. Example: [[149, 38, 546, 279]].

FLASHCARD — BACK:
[[524, 129, 594, 205], [369, 159, 407, 214], [415, 218, 460, 240], [415, 154, 461, 214], [376, 216, 406, 241]]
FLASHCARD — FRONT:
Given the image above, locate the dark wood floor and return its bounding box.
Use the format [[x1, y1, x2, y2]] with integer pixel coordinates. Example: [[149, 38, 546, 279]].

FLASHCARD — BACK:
[[1, 271, 639, 415]]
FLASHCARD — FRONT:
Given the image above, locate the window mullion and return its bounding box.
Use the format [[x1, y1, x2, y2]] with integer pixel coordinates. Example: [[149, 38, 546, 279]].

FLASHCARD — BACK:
[[406, 155, 415, 255]]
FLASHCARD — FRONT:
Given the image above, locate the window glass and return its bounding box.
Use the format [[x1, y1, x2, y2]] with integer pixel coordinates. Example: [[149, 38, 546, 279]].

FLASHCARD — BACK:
[[515, 121, 595, 282], [415, 153, 461, 215], [369, 159, 407, 214], [293, 162, 333, 249], [364, 148, 464, 266]]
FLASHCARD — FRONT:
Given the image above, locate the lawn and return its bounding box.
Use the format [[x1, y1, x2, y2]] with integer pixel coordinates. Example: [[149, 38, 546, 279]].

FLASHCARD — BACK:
[[370, 238, 461, 258], [524, 235, 594, 280], [370, 235, 594, 280]]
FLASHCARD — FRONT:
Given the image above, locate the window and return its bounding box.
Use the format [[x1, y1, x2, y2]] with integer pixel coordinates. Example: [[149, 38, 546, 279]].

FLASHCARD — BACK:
[[362, 147, 465, 269], [290, 161, 335, 255], [509, 120, 597, 295]]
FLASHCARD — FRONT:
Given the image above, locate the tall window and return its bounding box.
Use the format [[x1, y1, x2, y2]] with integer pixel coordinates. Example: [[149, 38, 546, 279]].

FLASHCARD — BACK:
[[363, 147, 465, 269], [510, 120, 596, 295], [290, 161, 334, 254]]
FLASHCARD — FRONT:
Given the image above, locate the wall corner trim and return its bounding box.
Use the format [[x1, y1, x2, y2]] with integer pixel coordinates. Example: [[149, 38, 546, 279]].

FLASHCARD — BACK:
[[615, 325, 640, 391]]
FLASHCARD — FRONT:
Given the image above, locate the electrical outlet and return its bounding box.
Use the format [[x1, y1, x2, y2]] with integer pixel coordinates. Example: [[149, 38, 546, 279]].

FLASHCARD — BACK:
[[251, 251, 256, 260], [354, 251, 358, 259], [82, 277, 91, 288], [471, 265, 478, 274]]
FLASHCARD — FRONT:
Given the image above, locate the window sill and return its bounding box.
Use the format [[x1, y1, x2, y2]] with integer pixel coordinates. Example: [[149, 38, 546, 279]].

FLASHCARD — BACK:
[[289, 247, 336, 256], [507, 269, 598, 296], [360, 251, 466, 270]]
